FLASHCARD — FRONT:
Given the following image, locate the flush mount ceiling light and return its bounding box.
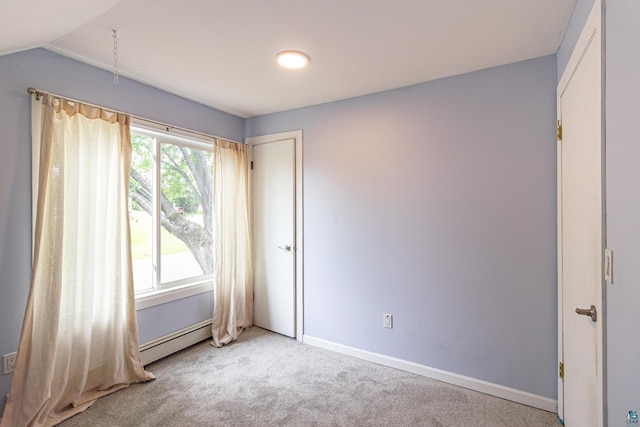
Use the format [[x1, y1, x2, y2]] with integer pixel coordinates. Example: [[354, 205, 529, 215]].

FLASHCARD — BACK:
[[276, 50, 309, 69]]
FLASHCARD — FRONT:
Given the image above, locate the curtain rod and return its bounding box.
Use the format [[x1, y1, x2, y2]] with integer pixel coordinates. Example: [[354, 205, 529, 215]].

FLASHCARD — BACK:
[[26, 87, 242, 144]]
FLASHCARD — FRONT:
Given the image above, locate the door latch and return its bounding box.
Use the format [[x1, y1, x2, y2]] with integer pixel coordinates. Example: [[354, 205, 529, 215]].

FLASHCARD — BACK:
[[575, 305, 597, 322]]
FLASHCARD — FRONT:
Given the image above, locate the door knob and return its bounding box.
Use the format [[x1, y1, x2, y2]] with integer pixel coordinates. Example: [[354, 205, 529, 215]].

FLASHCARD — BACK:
[[278, 244, 292, 252], [575, 305, 597, 322]]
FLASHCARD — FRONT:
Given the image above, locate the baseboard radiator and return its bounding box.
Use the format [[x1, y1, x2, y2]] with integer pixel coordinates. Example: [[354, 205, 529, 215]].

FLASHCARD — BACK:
[[139, 318, 213, 366]]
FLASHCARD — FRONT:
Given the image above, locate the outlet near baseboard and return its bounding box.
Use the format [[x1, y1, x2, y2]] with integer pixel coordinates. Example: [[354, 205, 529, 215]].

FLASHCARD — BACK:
[[383, 313, 393, 329], [3, 352, 16, 374]]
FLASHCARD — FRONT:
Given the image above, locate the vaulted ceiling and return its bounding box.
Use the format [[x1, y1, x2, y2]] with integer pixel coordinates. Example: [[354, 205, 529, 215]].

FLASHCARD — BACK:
[[2, 0, 576, 117]]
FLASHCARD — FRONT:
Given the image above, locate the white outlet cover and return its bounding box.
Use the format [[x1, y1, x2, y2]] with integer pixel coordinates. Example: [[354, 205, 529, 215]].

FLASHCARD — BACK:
[[3, 352, 17, 374], [383, 314, 393, 328]]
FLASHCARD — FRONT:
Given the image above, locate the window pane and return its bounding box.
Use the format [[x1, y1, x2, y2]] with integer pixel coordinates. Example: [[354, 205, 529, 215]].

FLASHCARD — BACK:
[[129, 134, 154, 292], [159, 143, 213, 285]]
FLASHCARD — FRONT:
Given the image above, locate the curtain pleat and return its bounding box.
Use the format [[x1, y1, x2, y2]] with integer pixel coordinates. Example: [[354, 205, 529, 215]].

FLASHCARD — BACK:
[[210, 139, 253, 347], [1, 94, 154, 427]]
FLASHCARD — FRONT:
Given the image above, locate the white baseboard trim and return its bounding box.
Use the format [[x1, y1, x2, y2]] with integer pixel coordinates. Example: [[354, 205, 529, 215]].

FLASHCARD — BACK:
[[303, 335, 557, 413], [140, 318, 212, 366]]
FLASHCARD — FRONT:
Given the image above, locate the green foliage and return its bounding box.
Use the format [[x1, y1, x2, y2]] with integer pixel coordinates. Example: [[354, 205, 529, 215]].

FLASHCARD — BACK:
[[130, 134, 207, 210], [160, 144, 200, 210], [174, 196, 198, 213], [130, 134, 154, 209], [129, 131, 214, 273]]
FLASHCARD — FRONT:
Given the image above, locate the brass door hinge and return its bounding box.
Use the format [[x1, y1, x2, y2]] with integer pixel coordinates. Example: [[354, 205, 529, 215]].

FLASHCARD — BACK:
[[559, 362, 564, 379], [557, 120, 563, 141]]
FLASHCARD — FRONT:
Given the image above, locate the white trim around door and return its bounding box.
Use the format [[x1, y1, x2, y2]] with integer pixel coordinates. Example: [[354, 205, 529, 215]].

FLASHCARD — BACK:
[[246, 130, 304, 341]]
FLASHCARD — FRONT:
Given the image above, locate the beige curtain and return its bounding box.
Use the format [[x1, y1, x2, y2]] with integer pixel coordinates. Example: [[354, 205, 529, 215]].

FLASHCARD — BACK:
[[1, 94, 153, 427], [210, 139, 253, 347]]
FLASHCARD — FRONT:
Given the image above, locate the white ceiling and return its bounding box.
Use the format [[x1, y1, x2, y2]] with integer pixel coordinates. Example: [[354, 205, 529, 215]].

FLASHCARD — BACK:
[[2, 0, 576, 118]]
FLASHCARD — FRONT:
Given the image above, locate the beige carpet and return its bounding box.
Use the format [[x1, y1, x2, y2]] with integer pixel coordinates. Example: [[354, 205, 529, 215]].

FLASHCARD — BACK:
[[60, 327, 560, 426]]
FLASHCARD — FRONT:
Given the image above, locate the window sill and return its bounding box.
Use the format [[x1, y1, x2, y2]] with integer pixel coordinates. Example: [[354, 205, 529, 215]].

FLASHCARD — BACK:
[[135, 280, 214, 310]]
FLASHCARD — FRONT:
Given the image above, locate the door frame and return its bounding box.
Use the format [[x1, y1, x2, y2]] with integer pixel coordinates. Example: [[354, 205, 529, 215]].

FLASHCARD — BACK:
[[556, 0, 605, 423], [246, 130, 304, 341]]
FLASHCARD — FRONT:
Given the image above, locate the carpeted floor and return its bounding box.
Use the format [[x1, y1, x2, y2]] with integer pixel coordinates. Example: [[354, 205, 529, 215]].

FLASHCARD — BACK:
[[60, 327, 560, 426]]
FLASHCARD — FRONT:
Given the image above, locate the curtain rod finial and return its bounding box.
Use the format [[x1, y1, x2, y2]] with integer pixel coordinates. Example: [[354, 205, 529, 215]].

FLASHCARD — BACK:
[[27, 87, 42, 100]]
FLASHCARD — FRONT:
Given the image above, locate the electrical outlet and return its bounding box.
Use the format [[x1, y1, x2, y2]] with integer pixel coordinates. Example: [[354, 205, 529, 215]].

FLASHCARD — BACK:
[[3, 352, 17, 374], [383, 313, 393, 329]]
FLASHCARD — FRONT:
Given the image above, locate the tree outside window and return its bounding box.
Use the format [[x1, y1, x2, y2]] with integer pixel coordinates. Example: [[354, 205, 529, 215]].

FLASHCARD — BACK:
[[129, 132, 213, 292]]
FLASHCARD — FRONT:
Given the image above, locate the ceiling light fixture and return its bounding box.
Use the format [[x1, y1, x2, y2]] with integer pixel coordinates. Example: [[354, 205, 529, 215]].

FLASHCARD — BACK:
[[276, 51, 309, 69]]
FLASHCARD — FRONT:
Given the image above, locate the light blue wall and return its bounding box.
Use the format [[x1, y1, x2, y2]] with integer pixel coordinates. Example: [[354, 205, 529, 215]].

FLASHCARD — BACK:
[[246, 55, 558, 399], [604, 0, 640, 424], [137, 293, 214, 344], [0, 48, 244, 411], [557, 0, 596, 79]]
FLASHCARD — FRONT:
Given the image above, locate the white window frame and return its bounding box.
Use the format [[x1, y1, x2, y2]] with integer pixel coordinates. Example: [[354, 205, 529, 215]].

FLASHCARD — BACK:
[[131, 122, 215, 310]]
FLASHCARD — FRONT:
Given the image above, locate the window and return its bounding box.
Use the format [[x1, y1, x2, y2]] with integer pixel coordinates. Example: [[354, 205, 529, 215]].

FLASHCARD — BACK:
[[129, 126, 214, 298]]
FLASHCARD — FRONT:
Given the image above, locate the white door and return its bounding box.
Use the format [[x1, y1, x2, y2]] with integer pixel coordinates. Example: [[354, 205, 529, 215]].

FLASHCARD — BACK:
[[252, 138, 296, 337], [558, 2, 603, 425]]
